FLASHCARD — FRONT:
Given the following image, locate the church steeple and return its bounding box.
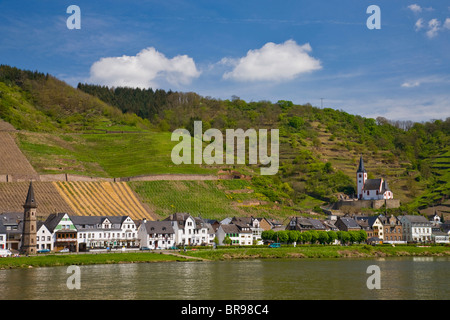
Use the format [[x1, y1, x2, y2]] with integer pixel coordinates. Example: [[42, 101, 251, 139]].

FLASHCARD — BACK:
[[357, 156, 366, 173], [356, 156, 367, 200], [23, 181, 37, 209], [21, 181, 37, 255]]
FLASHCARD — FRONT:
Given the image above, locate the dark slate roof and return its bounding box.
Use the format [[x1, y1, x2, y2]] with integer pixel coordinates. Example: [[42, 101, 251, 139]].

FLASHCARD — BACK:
[[143, 220, 174, 234], [71, 216, 130, 230], [264, 218, 284, 227], [220, 224, 240, 234], [338, 217, 361, 229], [363, 178, 382, 191], [0, 220, 6, 234], [323, 220, 339, 231], [163, 213, 208, 230], [308, 219, 326, 230], [0, 212, 23, 225], [403, 215, 431, 225], [44, 213, 68, 233], [36, 221, 45, 231], [295, 217, 313, 227], [23, 181, 37, 209], [355, 216, 379, 228], [357, 156, 367, 173], [232, 217, 252, 225], [381, 180, 391, 193], [163, 212, 193, 229]]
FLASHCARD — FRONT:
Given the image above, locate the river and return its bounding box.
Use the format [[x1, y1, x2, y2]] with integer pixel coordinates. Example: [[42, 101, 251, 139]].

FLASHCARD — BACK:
[[0, 257, 448, 300]]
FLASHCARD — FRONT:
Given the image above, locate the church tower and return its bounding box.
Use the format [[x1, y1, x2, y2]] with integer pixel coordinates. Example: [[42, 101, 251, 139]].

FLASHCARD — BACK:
[[356, 156, 367, 200], [21, 181, 37, 255]]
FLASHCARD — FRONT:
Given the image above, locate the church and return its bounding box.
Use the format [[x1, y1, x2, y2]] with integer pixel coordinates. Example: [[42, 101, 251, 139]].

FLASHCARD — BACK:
[[356, 156, 393, 201]]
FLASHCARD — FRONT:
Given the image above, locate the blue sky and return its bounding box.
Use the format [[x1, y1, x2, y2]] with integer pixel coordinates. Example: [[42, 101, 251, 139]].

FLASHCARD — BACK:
[[0, 0, 449, 121]]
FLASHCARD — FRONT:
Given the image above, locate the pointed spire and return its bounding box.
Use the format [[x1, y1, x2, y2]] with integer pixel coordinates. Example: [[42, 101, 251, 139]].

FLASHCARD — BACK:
[[357, 156, 366, 173], [23, 181, 37, 209]]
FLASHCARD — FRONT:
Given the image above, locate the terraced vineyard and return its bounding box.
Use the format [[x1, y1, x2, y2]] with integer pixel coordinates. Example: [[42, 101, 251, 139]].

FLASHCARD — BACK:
[[128, 179, 301, 221], [53, 181, 155, 221], [417, 147, 450, 219], [0, 182, 75, 217], [0, 132, 38, 178]]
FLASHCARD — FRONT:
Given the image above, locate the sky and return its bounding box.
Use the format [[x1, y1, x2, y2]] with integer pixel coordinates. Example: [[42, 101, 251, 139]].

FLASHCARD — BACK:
[[0, 0, 449, 122]]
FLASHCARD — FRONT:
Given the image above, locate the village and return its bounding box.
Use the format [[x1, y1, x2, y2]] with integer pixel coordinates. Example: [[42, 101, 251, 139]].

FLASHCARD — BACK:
[[0, 178, 449, 256], [1, 155, 449, 257]]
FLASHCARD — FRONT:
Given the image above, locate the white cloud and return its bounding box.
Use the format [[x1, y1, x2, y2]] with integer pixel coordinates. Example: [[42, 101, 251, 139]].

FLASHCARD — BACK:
[[401, 81, 420, 88], [222, 40, 322, 82], [408, 4, 422, 13], [415, 18, 424, 31], [426, 19, 441, 38], [88, 47, 200, 88], [444, 18, 450, 29]]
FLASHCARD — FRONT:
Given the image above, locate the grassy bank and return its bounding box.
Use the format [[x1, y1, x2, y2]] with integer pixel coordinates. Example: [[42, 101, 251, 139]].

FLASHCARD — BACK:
[[0, 252, 191, 269], [1, 245, 449, 269], [183, 244, 450, 260]]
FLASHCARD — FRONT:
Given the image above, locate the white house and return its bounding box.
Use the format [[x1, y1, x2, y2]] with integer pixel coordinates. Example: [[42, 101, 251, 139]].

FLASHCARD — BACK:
[[36, 222, 53, 251], [356, 156, 393, 200], [138, 220, 176, 249], [400, 215, 433, 243], [44, 213, 78, 252], [164, 213, 212, 246], [232, 217, 263, 244], [431, 230, 449, 244], [71, 215, 138, 251], [215, 223, 252, 246]]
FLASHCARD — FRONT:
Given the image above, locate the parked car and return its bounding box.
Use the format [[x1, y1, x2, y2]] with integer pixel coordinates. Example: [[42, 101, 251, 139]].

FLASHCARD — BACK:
[[168, 246, 178, 250], [0, 249, 12, 257], [140, 247, 151, 251], [58, 248, 70, 253], [268, 243, 281, 248], [37, 249, 50, 253]]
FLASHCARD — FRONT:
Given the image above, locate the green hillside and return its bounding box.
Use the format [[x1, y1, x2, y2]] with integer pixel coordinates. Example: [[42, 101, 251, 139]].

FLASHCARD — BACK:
[[15, 131, 214, 177], [78, 83, 449, 211], [0, 65, 449, 219], [0, 65, 150, 133]]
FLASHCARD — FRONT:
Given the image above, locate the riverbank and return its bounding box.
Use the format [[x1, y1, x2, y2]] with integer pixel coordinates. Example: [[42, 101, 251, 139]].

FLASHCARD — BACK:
[[183, 244, 450, 260], [0, 251, 193, 269], [1, 245, 449, 269]]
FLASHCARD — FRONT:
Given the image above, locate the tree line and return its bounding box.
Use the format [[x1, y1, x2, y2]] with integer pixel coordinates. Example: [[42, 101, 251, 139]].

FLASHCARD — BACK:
[[261, 229, 368, 245]]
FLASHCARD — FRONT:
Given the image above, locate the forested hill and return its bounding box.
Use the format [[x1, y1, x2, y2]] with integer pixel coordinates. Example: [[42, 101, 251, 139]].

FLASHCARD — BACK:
[[0, 65, 150, 132], [77, 83, 449, 213], [0, 64, 448, 216]]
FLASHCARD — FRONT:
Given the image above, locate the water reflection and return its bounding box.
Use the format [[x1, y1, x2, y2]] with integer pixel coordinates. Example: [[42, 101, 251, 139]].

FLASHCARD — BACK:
[[0, 257, 448, 300]]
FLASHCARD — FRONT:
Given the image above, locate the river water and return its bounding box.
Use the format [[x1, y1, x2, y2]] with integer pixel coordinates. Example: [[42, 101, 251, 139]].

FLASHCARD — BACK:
[[0, 257, 448, 300]]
